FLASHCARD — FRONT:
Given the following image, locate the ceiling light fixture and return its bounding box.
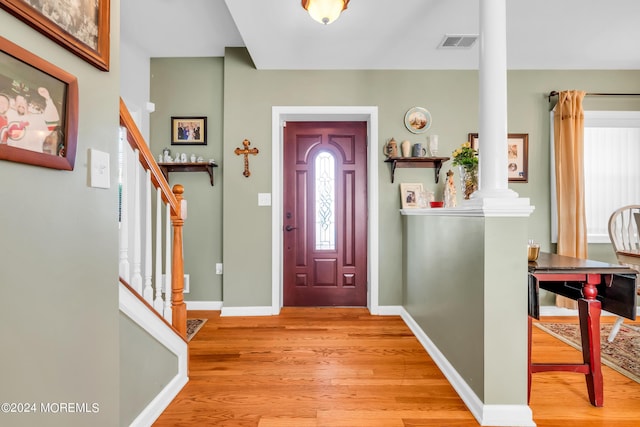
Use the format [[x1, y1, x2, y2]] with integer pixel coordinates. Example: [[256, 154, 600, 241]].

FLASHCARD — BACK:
[[301, 0, 350, 25]]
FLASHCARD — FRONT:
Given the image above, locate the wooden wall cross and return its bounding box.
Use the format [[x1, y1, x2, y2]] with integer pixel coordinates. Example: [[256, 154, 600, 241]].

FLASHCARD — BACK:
[[234, 139, 259, 177]]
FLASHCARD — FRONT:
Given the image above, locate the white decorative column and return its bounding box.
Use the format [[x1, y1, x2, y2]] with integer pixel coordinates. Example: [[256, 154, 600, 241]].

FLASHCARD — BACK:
[[472, 0, 519, 202]]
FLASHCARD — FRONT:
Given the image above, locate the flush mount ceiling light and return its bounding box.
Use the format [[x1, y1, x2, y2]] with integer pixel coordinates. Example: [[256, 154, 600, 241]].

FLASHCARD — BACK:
[[302, 0, 350, 25]]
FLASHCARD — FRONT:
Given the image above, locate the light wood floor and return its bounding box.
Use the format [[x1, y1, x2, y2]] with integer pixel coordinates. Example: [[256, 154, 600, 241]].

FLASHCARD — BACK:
[[153, 309, 640, 427]]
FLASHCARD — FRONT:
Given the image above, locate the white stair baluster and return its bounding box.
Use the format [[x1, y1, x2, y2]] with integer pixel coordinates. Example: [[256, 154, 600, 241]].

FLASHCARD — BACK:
[[131, 149, 143, 294], [142, 169, 153, 302], [118, 128, 130, 282], [164, 202, 173, 323], [153, 187, 164, 312]]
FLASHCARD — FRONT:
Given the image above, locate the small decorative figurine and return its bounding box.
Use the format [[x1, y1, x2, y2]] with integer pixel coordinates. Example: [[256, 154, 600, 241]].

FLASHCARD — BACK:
[[444, 169, 457, 208], [162, 147, 172, 162], [383, 138, 398, 158]]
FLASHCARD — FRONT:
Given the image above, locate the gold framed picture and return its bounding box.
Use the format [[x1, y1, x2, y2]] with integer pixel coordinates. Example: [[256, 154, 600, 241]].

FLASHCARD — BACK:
[[171, 116, 207, 145]]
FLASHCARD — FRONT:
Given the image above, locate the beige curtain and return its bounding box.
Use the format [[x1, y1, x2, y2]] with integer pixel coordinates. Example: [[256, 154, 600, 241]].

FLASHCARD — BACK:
[[553, 90, 587, 309]]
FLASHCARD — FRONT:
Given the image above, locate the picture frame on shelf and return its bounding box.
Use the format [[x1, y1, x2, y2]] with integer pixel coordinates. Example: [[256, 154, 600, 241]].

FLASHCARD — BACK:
[[0, 0, 111, 71], [468, 133, 529, 182], [400, 182, 425, 209], [404, 107, 431, 134], [0, 36, 79, 171], [171, 116, 207, 145]]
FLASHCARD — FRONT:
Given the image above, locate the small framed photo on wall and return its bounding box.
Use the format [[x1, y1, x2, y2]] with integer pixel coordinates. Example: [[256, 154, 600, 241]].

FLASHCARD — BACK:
[[171, 116, 207, 145]]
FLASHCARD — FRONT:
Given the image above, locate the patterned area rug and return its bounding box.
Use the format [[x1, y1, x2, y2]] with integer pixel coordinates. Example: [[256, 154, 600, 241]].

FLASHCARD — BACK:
[[186, 318, 207, 342], [534, 322, 640, 383]]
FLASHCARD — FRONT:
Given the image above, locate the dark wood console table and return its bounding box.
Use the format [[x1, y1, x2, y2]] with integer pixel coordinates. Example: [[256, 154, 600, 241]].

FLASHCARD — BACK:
[[528, 252, 637, 406], [158, 162, 218, 186]]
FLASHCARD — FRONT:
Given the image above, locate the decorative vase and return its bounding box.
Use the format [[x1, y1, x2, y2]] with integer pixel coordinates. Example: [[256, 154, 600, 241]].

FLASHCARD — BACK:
[[459, 165, 478, 200], [401, 140, 411, 157]]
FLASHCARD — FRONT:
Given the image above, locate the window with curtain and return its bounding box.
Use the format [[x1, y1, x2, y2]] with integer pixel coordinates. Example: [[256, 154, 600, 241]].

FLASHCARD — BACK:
[[583, 111, 640, 243]]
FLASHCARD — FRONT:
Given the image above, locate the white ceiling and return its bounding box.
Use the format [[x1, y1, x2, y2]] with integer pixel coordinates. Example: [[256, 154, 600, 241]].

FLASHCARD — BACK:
[[121, 0, 640, 70]]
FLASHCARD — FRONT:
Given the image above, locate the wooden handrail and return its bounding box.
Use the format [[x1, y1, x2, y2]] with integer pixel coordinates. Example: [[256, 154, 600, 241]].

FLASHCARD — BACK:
[[119, 97, 187, 340], [119, 98, 180, 216]]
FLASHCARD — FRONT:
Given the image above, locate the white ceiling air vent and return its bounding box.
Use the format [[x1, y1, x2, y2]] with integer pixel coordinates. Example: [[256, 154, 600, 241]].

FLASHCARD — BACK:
[[438, 34, 478, 49]]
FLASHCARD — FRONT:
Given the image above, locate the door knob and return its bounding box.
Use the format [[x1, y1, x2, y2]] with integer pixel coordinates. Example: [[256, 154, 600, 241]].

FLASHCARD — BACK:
[[285, 225, 297, 232]]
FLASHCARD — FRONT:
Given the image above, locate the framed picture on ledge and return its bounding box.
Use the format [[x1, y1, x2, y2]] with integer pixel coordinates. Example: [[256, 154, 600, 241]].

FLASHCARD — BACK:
[[468, 133, 528, 182], [171, 116, 207, 145], [400, 183, 425, 209]]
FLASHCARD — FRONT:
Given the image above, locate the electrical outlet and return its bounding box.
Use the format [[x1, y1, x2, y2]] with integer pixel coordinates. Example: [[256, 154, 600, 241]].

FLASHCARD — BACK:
[[183, 274, 190, 293], [216, 263, 223, 275]]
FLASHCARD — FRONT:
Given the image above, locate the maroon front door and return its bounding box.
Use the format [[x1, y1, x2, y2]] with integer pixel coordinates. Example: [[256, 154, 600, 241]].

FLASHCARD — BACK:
[[283, 121, 368, 306]]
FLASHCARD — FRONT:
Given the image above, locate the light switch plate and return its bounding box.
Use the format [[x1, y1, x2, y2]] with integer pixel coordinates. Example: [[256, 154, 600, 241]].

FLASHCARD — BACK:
[[258, 193, 271, 206], [89, 149, 110, 189]]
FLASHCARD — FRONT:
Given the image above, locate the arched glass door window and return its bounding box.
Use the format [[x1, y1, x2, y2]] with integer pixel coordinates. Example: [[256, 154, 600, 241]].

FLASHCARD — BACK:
[[315, 151, 336, 250]]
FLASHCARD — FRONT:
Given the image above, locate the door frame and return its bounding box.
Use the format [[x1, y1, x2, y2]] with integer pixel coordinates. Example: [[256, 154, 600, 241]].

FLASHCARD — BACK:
[[271, 106, 379, 314]]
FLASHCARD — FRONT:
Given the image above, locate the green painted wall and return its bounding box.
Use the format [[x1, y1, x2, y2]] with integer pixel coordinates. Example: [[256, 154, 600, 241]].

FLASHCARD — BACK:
[[0, 3, 120, 426], [404, 214, 485, 397], [149, 48, 640, 309], [119, 313, 177, 425], [403, 213, 530, 404], [483, 217, 529, 403], [149, 57, 224, 302]]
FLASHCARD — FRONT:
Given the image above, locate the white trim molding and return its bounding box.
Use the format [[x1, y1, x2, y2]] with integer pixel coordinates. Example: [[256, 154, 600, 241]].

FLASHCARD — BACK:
[[119, 283, 188, 427], [376, 305, 403, 316], [221, 306, 274, 317], [540, 305, 640, 317], [400, 307, 536, 427], [271, 106, 380, 315], [186, 300, 223, 311]]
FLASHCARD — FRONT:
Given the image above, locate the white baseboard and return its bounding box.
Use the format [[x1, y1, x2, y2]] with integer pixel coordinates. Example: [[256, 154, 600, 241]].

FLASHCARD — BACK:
[[399, 308, 535, 427], [119, 283, 188, 427], [539, 306, 579, 316], [129, 373, 188, 427], [216, 305, 404, 317], [186, 300, 223, 311], [540, 305, 640, 317], [221, 306, 274, 317], [375, 305, 403, 315]]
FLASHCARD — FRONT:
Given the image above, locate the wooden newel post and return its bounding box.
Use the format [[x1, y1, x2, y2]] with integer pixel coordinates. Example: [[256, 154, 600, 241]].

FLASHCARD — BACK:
[[171, 184, 187, 339]]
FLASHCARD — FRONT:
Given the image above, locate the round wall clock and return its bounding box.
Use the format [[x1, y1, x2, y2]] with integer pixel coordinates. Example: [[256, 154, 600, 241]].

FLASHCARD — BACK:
[[404, 107, 432, 134]]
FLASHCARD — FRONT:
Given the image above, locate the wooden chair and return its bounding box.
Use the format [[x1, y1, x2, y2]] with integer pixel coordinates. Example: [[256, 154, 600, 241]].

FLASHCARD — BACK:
[[606, 204, 640, 342]]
